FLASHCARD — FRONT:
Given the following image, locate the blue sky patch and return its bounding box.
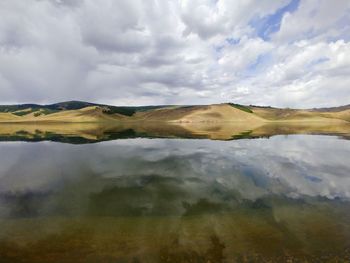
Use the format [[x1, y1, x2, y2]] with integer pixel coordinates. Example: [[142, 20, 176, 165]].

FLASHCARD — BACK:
[[242, 53, 273, 78], [307, 57, 329, 68], [250, 0, 300, 41], [226, 37, 240, 45]]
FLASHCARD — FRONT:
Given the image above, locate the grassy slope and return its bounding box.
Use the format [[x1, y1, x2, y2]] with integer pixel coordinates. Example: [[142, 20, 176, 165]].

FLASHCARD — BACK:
[[0, 106, 128, 123], [250, 106, 350, 123], [170, 104, 265, 123], [322, 109, 350, 122]]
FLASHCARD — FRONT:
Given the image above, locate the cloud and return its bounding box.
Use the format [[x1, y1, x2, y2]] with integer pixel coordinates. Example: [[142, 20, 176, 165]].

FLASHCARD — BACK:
[[218, 37, 273, 73], [274, 0, 350, 43], [78, 0, 151, 53], [180, 0, 290, 39], [0, 0, 349, 107]]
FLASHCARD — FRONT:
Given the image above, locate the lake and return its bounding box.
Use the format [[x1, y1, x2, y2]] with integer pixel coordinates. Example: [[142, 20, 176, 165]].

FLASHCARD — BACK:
[[0, 130, 349, 262]]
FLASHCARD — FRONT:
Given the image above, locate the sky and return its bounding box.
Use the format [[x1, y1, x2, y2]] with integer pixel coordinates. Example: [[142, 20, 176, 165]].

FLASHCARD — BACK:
[[0, 0, 349, 108]]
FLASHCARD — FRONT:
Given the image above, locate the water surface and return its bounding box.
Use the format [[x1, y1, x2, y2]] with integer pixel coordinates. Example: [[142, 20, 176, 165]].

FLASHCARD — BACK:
[[0, 134, 349, 262]]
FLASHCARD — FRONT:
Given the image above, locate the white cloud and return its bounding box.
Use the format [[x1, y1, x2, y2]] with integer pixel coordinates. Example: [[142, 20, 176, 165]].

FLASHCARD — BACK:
[[0, 0, 349, 107], [218, 37, 273, 72], [181, 0, 289, 39], [274, 0, 350, 43]]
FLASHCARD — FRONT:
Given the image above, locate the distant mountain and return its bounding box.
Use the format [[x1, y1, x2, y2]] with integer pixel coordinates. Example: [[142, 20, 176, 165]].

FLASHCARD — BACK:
[[310, 104, 350, 112]]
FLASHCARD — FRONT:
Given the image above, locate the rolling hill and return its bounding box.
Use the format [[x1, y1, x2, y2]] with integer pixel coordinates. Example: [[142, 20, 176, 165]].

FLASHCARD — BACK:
[[0, 100, 349, 124]]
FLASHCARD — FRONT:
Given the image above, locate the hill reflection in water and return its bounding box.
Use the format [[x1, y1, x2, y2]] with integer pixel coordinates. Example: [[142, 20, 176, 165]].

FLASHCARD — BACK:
[[0, 121, 349, 143]]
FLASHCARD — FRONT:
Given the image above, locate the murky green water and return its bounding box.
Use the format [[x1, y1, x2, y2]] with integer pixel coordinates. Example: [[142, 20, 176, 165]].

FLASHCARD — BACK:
[[0, 135, 349, 262]]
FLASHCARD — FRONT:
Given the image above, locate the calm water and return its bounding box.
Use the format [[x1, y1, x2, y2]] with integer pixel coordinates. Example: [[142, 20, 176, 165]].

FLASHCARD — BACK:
[[0, 135, 350, 262]]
